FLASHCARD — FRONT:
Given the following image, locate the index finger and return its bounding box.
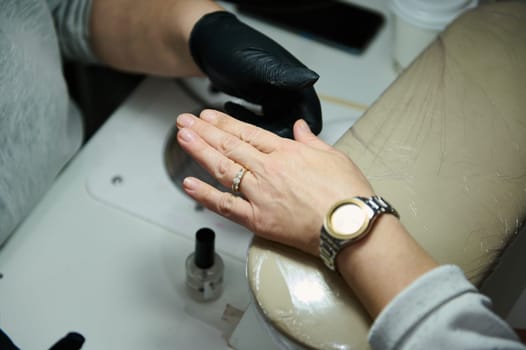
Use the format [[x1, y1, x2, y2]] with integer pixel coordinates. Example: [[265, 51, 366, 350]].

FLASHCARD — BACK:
[[199, 109, 284, 154]]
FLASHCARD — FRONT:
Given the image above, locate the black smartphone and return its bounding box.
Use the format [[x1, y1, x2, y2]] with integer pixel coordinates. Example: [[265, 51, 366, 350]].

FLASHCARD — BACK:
[[233, 0, 385, 55]]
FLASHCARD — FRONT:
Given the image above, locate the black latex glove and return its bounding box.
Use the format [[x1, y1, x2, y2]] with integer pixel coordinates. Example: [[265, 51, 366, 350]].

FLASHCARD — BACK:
[[0, 329, 19, 350], [0, 329, 84, 350], [49, 332, 85, 350], [189, 11, 322, 138]]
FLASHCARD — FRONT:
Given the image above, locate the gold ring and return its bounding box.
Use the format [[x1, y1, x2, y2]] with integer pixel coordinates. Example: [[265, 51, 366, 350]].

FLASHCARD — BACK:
[[232, 167, 248, 194]]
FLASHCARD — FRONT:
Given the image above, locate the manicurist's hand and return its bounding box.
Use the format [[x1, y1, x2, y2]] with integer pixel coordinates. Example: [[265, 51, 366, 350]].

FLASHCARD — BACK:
[[176, 109, 372, 256], [90, 0, 321, 137], [189, 12, 322, 138]]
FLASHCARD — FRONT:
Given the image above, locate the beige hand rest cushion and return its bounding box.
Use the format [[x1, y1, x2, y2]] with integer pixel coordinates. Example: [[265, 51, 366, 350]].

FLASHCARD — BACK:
[[247, 3, 526, 349]]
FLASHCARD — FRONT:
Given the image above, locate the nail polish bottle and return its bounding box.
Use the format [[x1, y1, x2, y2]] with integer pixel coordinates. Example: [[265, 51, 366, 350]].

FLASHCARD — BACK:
[[185, 228, 224, 302]]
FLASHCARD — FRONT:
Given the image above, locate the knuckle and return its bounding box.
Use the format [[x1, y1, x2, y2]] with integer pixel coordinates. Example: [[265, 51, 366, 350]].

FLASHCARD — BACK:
[[216, 157, 231, 179], [240, 126, 262, 144], [218, 134, 240, 156], [216, 192, 236, 218]]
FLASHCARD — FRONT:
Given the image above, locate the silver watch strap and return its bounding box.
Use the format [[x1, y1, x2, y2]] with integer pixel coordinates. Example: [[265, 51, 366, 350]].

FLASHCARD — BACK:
[[320, 228, 342, 271], [357, 196, 400, 219]]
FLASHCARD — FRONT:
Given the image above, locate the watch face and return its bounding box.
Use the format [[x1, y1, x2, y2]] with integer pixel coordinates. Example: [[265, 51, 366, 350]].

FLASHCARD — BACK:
[[325, 199, 371, 240]]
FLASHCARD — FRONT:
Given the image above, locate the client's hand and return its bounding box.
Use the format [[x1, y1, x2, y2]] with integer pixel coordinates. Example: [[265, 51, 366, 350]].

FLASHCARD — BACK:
[[189, 12, 322, 138], [176, 109, 373, 256]]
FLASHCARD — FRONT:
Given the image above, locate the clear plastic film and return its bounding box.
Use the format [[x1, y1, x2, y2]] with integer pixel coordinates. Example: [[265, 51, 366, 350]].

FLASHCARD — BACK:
[[247, 3, 526, 349], [336, 1, 526, 285], [247, 237, 371, 350]]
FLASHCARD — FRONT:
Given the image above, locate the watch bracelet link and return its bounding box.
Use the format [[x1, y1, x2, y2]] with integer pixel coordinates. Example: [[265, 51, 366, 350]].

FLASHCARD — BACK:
[[320, 196, 399, 272], [358, 196, 400, 219], [320, 230, 345, 271]]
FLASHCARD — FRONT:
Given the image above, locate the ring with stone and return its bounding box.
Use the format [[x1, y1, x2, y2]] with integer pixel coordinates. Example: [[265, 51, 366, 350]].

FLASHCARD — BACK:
[[232, 167, 248, 194]]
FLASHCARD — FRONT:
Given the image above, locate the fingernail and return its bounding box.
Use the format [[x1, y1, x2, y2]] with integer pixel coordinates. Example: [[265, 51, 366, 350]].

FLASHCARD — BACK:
[[177, 114, 195, 128], [297, 119, 310, 131], [178, 128, 195, 142], [200, 110, 218, 122], [183, 177, 199, 191]]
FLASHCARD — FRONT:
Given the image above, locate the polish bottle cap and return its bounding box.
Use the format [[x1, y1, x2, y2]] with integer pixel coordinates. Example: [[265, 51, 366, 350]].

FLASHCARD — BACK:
[[194, 228, 215, 269]]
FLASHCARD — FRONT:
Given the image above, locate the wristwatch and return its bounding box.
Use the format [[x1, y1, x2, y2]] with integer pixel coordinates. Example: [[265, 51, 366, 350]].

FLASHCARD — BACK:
[[320, 196, 399, 272]]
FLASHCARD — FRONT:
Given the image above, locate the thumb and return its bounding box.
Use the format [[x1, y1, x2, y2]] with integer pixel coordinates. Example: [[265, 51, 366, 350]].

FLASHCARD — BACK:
[[273, 66, 319, 90], [293, 119, 332, 150], [272, 65, 320, 91], [253, 56, 318, 90]]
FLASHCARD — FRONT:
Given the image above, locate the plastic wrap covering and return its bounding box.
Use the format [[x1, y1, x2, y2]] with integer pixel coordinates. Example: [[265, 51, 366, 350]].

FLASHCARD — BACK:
[[248, 237, 371, 350], [247, 2, 526, 349], [337, 2, 526, 284]]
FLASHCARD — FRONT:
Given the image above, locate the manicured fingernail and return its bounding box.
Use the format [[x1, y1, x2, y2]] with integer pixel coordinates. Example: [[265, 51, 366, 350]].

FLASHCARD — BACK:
[[200, 110, 218, 122], [183, 177, 199, 191], [178, 128, 195, 142], [177, 114, 195, 128]]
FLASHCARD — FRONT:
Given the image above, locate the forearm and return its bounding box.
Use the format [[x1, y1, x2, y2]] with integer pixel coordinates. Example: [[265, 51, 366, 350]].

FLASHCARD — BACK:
[[89, 0, 222, 76], [336, 215, 438, 319]]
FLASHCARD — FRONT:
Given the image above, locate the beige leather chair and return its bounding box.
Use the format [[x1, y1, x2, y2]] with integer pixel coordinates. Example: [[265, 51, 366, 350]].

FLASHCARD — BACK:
[[247, 2, 526, 349]]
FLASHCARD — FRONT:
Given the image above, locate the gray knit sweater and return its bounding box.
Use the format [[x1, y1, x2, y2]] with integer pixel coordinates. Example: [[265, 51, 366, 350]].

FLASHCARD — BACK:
[[0, 0, 95, 244]]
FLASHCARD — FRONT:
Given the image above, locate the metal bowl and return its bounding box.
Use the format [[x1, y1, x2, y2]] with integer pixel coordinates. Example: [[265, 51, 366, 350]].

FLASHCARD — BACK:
[[164, 111, 229, 194]]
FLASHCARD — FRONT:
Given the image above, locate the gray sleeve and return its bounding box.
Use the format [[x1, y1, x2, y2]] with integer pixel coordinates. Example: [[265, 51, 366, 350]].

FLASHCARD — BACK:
[[46, 0, 98, 63], [369, 265, 525, 350]]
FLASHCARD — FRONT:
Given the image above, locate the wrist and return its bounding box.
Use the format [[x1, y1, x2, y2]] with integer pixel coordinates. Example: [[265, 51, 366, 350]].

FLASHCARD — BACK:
[[188, 10, 237, 71], [335, 213, 403, 270], [164, 1, 223, 76], [336, 214, 437, 317], [168, 1, 223, 42]]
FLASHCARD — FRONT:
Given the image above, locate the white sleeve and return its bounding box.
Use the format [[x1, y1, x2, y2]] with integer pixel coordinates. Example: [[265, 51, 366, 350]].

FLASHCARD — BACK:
[[369, 265, 525, 350]]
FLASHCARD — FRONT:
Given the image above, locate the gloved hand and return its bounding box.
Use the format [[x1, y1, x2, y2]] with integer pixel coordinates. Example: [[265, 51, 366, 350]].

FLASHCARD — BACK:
[[189, 11, 322, 138], [0, 329, 85, 350]]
